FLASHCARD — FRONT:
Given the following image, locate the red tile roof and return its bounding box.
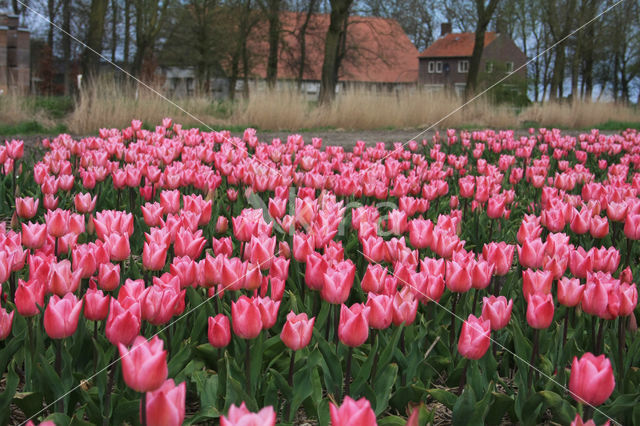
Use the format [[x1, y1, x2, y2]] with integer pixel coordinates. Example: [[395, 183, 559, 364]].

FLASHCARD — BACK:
[[419, 32, 497, 58], [248, 12, 419, 83]]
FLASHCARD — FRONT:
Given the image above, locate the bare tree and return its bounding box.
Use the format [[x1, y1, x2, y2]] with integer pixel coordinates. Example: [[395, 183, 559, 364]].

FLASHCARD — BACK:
[[263, 0, 282, 87], [81, 0, 109, 79], [465, 0, 500, 97], [318, 0, 353, 104], [132, 0, 171, 79]]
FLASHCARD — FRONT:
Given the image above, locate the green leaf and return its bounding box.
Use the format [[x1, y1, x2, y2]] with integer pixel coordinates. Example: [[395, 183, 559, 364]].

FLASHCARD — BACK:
[[316, 332, 342, 397], [168, 344, 192, 378], [377, 416, 408, 425], [427, 388, 457, 410], [485, 392, 514, 426], [351, 337, 378, 396], [289, 361, 315, 422], [373, 363, 398, 415], [452, 386, 480, 426], [0, 362, 19, 425], [538, 390, 575, 425], [377, 325, 404, 374], [191, 370, 219, 413], [12, 392, 44, 420]]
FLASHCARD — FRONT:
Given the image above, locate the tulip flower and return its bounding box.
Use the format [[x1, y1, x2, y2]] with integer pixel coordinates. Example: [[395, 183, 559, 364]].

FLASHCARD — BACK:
[[45, 208, 70, 238], [231, 296, 262, 339], [255, 296, 280, 330], [74, 192, 97, 213], [481, 296, 513, 330], [142, 379, 186, 426], [330, 396, 377, 426], [558, 277, 584, 307], [105, 232, 131, 262], [221, 403, 276, 426], [142, 241, 168, 271], [458, 314, 491, 360], [570, 414, 610, 426], [105, 298, 141, 346], [22, 221, 47, 249], [0, 307, 14, 340], [84, 282, 110, 321], [208, 314, 231, 348], [98, 262, 121, 292], [526, 293, 554, 329], [321, 265, 354, 304], [522, 269, 553, 300], [280, 311, 315, 351], [48, 259, 82, 296], [15, 278, 46, 317], [624, 213, 640, 239], [44, 293, 83, 339], [119, 335, 168, 392], [445, 260, 472, 293], [338, 303, 370, 347], [305, 251, 328, 291], [15, 196, 39, 219], [569, 352, 615, 406], [517, 238, 546, 269]]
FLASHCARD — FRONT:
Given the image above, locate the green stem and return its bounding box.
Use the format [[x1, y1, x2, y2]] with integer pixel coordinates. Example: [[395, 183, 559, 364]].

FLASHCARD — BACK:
[[344, 346, 353, 398], [245, 339, 252, 397], [141, 392, 147, 426], [56, 340, 63, 413], [618, 317, 626, 393], [449, 293, 460, 349], [284, 350, 296, 421], [528, 329, 539, 391]]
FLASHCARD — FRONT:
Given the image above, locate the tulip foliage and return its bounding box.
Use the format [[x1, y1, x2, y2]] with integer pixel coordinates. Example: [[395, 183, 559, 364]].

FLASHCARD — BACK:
[[0, 124, 639, 425]]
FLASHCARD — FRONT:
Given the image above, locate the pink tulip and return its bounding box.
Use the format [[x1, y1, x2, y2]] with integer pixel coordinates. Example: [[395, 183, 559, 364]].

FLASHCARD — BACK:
[[569, 352, 615, 406], [208, 314, 231, 348], [458, 314, 491, 360], [330, 396, 377, 426], [481, 296, 513, 330], [119, 335, 168, 392], [44, 293, 83, 339], [231, 296, 262, 339], [338, 303, 370, 347], [526, 293, 554, 329], [221, 403, 276, 426], [280, 311, 315, 351], [142, 379, 186, 426]]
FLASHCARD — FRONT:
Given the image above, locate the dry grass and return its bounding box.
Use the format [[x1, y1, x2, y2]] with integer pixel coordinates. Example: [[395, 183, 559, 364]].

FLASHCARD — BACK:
[[4, 78, 638, 134], [518, 101, 640, 129], [0, 90, 56, 127], [65, 78, 227, 134]]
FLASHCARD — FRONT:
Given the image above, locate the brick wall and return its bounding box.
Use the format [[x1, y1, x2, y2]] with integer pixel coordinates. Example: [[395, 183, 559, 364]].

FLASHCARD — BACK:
[[0, 14, 30, 93]]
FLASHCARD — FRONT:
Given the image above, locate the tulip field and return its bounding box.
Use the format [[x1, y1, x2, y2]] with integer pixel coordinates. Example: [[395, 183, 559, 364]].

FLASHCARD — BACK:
[[1, 121, 640, 425]]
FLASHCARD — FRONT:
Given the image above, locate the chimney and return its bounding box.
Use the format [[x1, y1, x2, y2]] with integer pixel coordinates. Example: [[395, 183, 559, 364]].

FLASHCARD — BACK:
[[441, 22, 452, 37]]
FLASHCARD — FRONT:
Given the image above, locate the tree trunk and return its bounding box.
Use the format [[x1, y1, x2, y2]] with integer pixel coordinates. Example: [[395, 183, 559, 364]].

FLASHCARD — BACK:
[[82, 0, 109, 80], [465, 0, 500, 99], [62, 0, 71, 95], [318, 0, 352, 104], [265, 0, 281, 88], [47, 0, 55, 48], [111, 0, 118, 62], [124, 0, 131, 65], [297, 0, 316, 90]]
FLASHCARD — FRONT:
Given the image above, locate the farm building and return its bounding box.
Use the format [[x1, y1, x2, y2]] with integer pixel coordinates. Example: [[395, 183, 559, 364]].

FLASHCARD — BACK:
[[419, 23, 527, 96], [0, 13, 30, 94]]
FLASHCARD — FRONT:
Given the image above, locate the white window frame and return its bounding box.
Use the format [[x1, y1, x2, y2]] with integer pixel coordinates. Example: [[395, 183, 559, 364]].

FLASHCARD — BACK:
[[506, 62, 514, 73], [428, 61, 435, 73], [458, 60, 469, 73], [435, 61, 443, 73], [485, 61, 493, 73]]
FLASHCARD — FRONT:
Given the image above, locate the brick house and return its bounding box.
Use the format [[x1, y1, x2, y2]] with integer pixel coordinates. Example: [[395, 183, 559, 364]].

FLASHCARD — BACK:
[[418, 23, 526, 97], [0, 13, 30, 93], [159, 13, 419, 99]]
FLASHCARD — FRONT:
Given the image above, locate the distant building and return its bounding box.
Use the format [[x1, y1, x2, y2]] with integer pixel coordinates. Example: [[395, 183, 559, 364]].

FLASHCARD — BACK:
[[418, 23, 526, 97], [0, 13, 29, 93], [159, 12, 419, 99]]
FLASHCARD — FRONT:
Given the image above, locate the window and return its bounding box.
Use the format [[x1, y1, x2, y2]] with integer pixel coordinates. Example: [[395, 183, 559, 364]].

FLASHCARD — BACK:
[[435, 61, 443, 73], [428, 61, 435, 73], [506, 62, 514, 73], [458, 60, 469, 73], [485, 61, 493, 73]]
